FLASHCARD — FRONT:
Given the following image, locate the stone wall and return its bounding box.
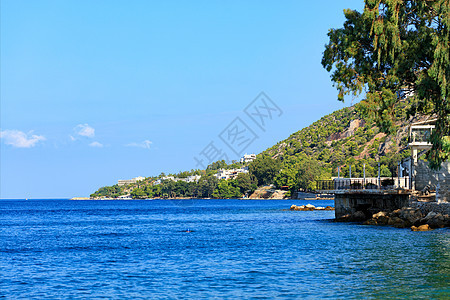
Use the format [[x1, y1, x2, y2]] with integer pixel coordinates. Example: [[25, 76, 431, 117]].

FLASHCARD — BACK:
[[436, 169, 450, 202], [412, 201, 450, 215], [414, 161, 449, 202]]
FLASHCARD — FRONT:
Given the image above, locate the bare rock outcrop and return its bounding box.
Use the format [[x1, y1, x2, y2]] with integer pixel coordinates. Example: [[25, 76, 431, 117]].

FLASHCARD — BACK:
[[361, 207, 449, 229], [290, 204, 334, 211]]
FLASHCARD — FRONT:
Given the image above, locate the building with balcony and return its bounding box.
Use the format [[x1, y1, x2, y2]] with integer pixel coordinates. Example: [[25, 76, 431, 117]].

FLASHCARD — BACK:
[[118, 176, 145, 186]]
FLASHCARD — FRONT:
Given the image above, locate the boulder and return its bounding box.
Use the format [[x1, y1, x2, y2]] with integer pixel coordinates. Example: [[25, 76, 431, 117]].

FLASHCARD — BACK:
[[364, 219, 378, 225], [411, 224, 432, 231], [335, 214, 352, 222], [352, 211, 367, 222], [421, 211, 438, 222], [364, 211, 390, 226], [425, 213, 446, 228], [388, 216, 408, 228], [335, 211, 366, 222], [324, 206, 335, 211], [399, 207, 423, 224], [373, 211, 387, 218], [290, 204, 316, 211], [390, 209, 402, 218], [445, 214, 450, 227], [376, 215, 390, 225]]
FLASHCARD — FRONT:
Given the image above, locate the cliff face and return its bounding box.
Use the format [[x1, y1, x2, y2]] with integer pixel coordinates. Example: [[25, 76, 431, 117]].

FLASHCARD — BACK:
[[248, 186, 288, 199]]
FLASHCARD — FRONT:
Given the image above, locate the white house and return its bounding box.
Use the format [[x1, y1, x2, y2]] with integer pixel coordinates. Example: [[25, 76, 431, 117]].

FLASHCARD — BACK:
[[118, 176, 145, 186], [240, 154, 256, 163], [185, 175, 202, 183], [154, 175, 201, 185], [215, 167, 249, 180]]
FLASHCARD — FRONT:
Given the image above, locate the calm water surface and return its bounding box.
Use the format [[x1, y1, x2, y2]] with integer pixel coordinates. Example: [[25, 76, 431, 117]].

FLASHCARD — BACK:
[[1, 199, 449, 299]]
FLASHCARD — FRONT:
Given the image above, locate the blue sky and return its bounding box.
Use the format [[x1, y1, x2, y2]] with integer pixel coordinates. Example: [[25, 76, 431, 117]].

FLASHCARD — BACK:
[[1, 0, 364, 198]]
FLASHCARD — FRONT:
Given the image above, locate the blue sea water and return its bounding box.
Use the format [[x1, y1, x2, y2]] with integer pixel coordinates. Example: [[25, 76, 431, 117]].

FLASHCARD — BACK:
[[0, 199, 449, 299]]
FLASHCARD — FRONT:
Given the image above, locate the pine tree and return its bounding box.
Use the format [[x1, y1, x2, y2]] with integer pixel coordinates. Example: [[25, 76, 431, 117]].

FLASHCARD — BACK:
[[322, 0, 449, 168]]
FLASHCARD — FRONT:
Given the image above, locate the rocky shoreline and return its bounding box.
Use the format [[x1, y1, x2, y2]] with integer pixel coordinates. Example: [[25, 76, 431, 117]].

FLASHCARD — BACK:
[[336, 206, 450, 231], [290, 204, 335, 211]]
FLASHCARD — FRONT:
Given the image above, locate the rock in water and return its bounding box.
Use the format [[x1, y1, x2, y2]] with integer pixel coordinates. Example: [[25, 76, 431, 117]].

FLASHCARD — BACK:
[[411, 224, 432, 231], [364, 219, 378, 225], [352, 211, 366, 221]]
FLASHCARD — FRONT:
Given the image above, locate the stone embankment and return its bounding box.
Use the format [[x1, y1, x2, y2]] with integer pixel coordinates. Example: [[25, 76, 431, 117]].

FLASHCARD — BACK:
[[336, 205, 450, 231], [290, 204, 335, 211]]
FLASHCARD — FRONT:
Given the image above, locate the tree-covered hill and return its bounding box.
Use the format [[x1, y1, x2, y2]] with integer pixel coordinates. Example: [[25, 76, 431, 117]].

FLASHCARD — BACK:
[[91, 99, 430, 199], [257, 99, 429, 192]]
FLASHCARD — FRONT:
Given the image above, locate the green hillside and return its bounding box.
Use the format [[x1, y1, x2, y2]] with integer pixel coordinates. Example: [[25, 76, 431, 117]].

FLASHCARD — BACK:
[[257, 100, 416, 192], [91, 100, 419, 199]]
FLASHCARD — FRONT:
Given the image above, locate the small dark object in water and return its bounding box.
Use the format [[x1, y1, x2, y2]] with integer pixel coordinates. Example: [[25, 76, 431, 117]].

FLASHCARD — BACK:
[[180, 229, 194, 233]]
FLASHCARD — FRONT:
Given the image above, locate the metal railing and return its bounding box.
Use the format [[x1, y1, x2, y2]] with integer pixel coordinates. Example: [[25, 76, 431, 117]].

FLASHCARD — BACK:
[[316, 177, 410, 191]]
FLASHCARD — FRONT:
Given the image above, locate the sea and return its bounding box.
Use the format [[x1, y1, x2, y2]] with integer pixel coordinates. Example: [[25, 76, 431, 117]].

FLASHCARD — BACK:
[[1, 199, 449, 299]]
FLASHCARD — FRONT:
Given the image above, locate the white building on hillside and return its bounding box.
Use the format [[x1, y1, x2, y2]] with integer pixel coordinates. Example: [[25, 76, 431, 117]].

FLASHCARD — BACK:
[[154, 175, 202, 185], [215, 167, 249, 180], [185, 175, 202, 183], [153, 176, 175, 185], [118, 176, 145, 186], [240, 154, 256, 163]]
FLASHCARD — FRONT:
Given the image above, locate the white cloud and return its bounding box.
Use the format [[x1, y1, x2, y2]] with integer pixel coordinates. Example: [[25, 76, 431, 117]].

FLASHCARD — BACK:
[[74, 124, 95, 138], [126, 140, 152, 149], [0, 130, 46, 148], [89, 141, 104, 148]]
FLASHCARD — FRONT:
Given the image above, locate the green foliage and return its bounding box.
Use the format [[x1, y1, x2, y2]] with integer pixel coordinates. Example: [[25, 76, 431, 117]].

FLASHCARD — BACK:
[[380, 165, 392, 177], [207, 160, 228, 171], [322, 0, 450, 169], [90, 184, 124, 198], [198, 175, 218, 198], [248, 155, 281, 186], [212, 180, 241, 199], [263, 100, 413, 191], [235, 173, 258, 195], [297, 158, 322, 191], [130, 188, 147, 199], [443, 136, 450, 154]]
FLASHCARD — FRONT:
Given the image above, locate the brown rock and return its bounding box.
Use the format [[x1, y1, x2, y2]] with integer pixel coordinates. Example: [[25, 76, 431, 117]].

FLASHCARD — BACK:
[[390, 209, 402, 218], [352, 211, 367, 221], [388, 216, 408, 228], [411, 224, 432, 231], [426, 213, 446, 228], [377, 215, 390, 225], [399, 208, 423, 224], [364, 219, 378, 225], [335, 214, 352, 222], [373, 211, 387, 218]]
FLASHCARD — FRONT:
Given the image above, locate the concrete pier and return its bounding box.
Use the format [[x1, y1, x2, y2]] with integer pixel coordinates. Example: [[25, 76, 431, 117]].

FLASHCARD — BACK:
[[334, 190, 410, 218]]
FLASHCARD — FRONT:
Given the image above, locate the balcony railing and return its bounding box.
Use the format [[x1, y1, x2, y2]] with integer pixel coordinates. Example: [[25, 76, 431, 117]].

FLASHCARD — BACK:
[[316, 177, 410, 191]]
